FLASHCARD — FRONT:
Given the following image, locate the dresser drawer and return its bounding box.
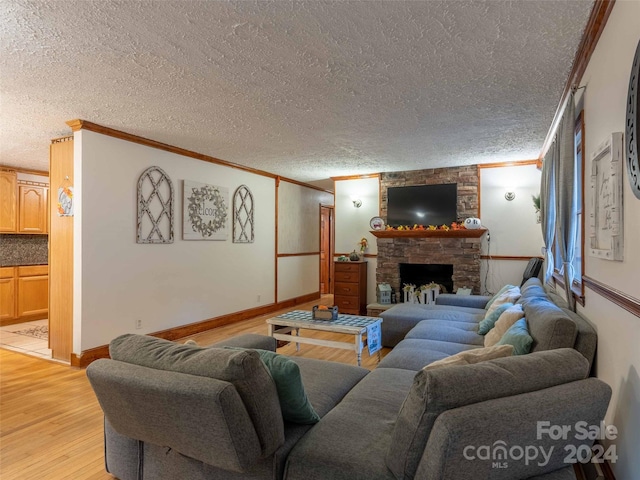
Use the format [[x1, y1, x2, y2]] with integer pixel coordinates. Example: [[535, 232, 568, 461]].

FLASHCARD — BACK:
[[335, 282, 360, 297], [334, 295, 359, 311], [334, 262, 361, 273], [334, 270, 361, 283]]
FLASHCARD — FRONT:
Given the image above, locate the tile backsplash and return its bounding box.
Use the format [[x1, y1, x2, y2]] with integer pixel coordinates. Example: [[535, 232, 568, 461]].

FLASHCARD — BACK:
[[0, 235, 48, 266]]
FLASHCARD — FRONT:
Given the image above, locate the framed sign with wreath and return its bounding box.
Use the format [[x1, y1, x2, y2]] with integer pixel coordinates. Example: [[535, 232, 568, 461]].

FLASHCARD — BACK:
[[183, 180, 228, 240]]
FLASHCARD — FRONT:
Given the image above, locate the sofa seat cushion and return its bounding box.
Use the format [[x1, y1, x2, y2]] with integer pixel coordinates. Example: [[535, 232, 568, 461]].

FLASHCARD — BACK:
[[284, 368, 416, 480], [109, 334, 284, 457], [290, 356, 369, 418], [405, 320, 484, 346], [386, 348, 591, 480], [381, 303, 487, 320], [379, 304, 485, 347], [377, 338, 479, 371]]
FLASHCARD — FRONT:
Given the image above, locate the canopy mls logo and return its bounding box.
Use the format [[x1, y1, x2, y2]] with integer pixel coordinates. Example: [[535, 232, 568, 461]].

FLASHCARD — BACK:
[[463, 421, 618, 469], [463, 441, 553, 468]]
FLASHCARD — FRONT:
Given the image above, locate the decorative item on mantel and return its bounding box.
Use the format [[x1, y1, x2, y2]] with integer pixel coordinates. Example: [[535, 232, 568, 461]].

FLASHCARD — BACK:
[[370, 222, 485, 238], [463, 217, 482, 229]]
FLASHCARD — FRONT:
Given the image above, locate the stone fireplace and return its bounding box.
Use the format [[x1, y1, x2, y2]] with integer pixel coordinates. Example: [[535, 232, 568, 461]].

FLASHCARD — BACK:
[[376, 236, 482, 296], [375, 165, 482, 296]]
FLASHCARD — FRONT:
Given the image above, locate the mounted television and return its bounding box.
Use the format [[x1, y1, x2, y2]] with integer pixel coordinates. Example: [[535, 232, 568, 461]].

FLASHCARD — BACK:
[[387, 183, 457, 227]]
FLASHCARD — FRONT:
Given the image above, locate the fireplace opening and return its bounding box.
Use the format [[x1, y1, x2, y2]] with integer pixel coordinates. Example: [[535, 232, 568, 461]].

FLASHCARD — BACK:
[[400, 263, 454, 296]]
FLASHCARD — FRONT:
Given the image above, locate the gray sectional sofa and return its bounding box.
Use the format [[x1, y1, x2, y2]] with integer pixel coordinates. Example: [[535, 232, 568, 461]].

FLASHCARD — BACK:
[[87, 278, 610, 480]]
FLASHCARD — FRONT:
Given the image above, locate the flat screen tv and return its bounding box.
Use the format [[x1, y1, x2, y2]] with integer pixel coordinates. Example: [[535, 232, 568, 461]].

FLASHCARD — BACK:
[[387, 183, 457, 227]]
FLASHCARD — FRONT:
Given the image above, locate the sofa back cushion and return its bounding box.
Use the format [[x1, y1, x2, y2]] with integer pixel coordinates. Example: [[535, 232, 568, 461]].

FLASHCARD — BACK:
[[109, 334, 284, 456], [524, 301, 577, 353], [385, 348, 589, 480], [87, 359, 263, 472]]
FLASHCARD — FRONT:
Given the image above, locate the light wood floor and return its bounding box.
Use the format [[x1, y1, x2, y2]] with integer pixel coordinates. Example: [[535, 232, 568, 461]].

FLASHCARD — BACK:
[[0, 296, 390, 479]]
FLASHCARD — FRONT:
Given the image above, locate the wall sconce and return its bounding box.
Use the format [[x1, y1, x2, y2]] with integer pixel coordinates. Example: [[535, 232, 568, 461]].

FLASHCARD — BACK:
[[352, 198, 362, 208], [504, 192, 516, 201]]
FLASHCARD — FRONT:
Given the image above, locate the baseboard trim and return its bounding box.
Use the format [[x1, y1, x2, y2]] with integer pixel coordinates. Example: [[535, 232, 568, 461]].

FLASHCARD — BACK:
[[70, 291, 321, 368]]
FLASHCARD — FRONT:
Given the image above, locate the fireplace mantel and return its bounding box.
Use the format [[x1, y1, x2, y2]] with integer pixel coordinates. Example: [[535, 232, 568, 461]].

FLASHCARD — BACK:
[[370, 228, 487, 239]]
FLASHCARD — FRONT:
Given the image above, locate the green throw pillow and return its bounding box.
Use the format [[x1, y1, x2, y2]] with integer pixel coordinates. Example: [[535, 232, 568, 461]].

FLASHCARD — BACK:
[[478, 302, 514, 335], [496, 318, 534, 355], [226, 347, 320, 424], [256, 350, 320, 424], [485, 284, 517, 310]]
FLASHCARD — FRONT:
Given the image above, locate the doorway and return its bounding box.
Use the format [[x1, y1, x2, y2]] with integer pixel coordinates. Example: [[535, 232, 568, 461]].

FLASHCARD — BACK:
[[320, 205, 334, 294]]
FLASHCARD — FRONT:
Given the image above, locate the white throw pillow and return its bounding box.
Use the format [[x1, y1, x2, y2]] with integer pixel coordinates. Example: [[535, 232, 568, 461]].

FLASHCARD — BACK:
[[485, 286, 521, 317], [422, 344, 514, 371], [484, 304, 525, 347]]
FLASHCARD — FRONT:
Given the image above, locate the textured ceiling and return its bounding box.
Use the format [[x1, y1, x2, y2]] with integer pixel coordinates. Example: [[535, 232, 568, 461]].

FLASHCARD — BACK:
[[0, 0, 593, 182]]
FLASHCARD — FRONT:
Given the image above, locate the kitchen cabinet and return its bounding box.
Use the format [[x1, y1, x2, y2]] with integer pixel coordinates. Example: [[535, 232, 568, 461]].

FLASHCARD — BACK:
[[0, 267, 16, 321], [17, 266, 49, 317], [0, 170, 48, 234], [19, 185, 48, 234], [333, 261, 367, 315], [0, 265, 48, 325], [0, 170, 17, 232]]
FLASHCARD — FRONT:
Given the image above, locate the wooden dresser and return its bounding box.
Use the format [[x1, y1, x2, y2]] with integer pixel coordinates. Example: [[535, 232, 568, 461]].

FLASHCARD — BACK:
[[334, 261, 367, 315]]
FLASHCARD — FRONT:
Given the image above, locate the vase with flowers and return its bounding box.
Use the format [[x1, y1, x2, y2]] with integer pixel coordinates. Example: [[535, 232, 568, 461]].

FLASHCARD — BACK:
[[357, 237, 368, 260]]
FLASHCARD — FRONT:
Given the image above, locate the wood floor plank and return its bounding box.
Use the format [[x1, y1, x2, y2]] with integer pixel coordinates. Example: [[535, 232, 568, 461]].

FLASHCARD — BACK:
[[0, 295, 390, 479]]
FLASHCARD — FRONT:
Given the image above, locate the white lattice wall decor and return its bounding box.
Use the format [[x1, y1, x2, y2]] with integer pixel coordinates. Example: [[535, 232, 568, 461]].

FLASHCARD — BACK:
[[137, 166, 174, 244], [233, 185, 254, 243]]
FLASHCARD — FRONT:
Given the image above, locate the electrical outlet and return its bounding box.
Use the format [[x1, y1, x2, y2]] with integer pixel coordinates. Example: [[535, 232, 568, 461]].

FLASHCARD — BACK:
[[135, 319, 143, 329]]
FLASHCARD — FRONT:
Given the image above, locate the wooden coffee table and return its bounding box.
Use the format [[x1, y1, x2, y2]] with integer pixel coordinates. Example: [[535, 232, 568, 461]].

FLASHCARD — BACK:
[[266, 310, 382, 366]]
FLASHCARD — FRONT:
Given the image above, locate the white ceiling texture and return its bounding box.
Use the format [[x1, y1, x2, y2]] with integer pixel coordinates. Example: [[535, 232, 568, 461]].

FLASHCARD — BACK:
[[1, 0, 593, 185]]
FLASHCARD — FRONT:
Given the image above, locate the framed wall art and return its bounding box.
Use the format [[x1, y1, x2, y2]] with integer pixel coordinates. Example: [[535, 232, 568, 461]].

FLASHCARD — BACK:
[[183, 180, 228, 240], [137, 166, 174, 244], [626, 39, 640, 199], [589, 132, 624, 261], [233, 184, 255, 243]]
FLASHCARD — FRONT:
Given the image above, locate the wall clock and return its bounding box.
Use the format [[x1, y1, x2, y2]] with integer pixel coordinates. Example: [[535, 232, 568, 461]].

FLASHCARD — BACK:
[[626, 39, 640, 199]]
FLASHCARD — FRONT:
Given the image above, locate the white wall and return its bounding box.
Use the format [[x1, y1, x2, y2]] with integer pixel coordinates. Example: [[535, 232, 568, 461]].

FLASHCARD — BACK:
[[574, 2, 640, 478], [480, 164, 543, 293], [334, 177, 380, 304], [276, 180, 333, 301], [74, 130, 276, 351]]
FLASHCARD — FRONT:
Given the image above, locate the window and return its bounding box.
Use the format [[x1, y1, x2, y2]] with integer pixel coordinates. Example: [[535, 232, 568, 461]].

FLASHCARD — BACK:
[[553, 110, 585, 303]]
